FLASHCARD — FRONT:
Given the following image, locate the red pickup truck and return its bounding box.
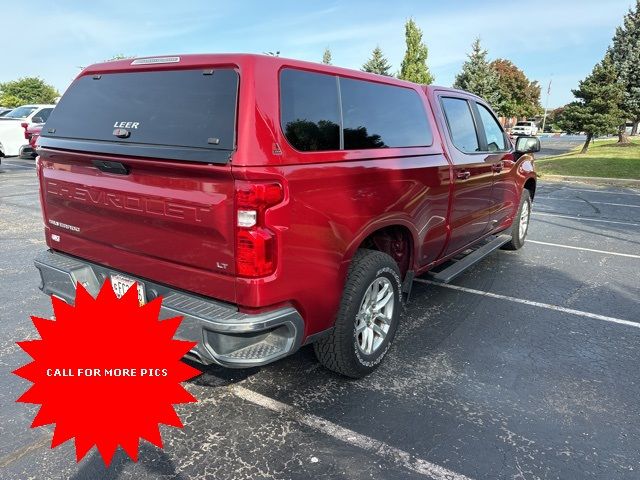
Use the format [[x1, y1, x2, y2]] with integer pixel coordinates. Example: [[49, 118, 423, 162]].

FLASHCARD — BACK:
[[34, 54, 539, 378]]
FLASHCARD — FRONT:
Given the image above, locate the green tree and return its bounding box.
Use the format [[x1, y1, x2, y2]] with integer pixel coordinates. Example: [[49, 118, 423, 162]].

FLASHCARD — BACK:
[[0, 77, 59, 108], [490, 59, 542, 118], [544, 106, 566, 132], [322, 48, 332, 65], [453, 38, 499, 107], [398, 19, 434, 84], [362, 46, 392, 76], [0, 94, 23, 109], [609, 0, 640, 140], [556, 55, 625, 153]]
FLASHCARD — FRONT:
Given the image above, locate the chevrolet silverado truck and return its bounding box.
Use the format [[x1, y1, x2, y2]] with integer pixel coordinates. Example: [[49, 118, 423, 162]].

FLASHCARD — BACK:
[[34, 54, 539, 378]]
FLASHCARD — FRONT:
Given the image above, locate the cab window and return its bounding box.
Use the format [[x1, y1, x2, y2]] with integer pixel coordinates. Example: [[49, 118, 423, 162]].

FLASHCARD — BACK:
[[476, 103, 506, 152], [34, 108, 53, 123], [440, 97, 480, 153]]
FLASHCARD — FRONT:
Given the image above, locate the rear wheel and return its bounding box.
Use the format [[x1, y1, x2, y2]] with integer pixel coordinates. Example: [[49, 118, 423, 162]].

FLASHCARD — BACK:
[[314, 249, 402, 378], [502, 190, 531, 250]]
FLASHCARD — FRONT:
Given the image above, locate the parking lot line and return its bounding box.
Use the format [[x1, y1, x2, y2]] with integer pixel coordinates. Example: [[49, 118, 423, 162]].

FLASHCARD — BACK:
[[233, 385, 474, 480], [557, 187, 640, 197], [527, 239, 640, 259], [536, 197, 640, 209], [531, 212, 640, 227], [414, 279, 640, 329]]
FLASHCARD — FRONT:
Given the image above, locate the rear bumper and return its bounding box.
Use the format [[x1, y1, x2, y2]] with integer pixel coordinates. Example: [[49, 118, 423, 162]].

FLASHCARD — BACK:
[[19, 145, 36, 159], [34, 250, 304, 368]]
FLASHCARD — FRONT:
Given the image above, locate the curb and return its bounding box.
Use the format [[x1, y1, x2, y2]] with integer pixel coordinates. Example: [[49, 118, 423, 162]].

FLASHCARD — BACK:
[[540, 174, 640, 187]]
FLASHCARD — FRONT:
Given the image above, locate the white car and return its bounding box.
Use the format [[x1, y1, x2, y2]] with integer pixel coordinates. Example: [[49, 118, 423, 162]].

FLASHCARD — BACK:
[[511, 121, 538, 137], [0, 104, 55, 157]]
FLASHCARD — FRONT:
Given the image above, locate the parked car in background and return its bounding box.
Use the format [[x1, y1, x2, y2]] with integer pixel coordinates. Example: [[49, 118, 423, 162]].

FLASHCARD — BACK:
[[19, 123, 43, 159], [511, 121, 538, 136], [0, 107, 14, 117], [0, 104, 55, 157], [33, 54, 539, 378]]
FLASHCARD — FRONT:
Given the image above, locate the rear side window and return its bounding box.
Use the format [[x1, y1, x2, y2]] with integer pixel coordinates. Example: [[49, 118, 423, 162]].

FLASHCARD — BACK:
[[340, 78, 432, 149], [441, 97, 480, 153], [280, 68, 432, 152], [476, 104, 506, 151], [280, 69, 340, 151], [43, 68, 238, 159], [34, 108, 53, 123]]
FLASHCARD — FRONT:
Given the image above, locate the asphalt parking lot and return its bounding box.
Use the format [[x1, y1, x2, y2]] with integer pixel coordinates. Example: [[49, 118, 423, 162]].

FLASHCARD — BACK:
[[1, 157, 639, 480], [536, 135, 588, 158]]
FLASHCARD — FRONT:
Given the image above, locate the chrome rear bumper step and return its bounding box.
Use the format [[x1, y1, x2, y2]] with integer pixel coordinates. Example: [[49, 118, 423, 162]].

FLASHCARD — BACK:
[[34, 250, 304, 368]]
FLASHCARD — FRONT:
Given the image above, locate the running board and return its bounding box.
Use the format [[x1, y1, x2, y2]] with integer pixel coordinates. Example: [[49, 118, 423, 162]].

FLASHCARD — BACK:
[[428, 234, 511, 284]]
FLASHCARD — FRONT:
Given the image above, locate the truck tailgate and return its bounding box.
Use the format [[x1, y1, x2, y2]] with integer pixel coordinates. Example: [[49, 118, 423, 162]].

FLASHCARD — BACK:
[[38, 149, 237, 303]]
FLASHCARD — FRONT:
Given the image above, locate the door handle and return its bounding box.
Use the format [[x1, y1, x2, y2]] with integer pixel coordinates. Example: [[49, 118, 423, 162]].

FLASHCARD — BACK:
[[492, 163, 503, 173], [456, 170, 471, 180]]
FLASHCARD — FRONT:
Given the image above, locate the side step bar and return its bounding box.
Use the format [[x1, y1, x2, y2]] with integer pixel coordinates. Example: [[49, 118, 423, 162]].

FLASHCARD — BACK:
[[428, 234, 511, 284]]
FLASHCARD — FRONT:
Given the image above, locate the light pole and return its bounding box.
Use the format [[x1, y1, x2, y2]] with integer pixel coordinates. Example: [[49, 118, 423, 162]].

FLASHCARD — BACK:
[[540, 77, 552, 134]]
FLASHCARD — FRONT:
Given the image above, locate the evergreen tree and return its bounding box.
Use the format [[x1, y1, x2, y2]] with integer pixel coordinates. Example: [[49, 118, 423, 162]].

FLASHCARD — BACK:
[[362, 46, 392, 76], [609, 0, 640, 140], [398, 19, 434, 84], [453, 38, 499, 107], [322, 48, 332, 65], [556, 55, 625, 153]]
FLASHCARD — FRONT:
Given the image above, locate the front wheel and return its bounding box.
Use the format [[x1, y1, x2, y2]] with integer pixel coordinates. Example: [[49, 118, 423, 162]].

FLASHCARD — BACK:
[[314, 249, 402, 378], [502, 189, 531, 250]]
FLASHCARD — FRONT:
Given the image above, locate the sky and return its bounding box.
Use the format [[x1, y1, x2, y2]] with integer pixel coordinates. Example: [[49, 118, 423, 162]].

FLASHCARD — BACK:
[[1, 0, 634, 108]]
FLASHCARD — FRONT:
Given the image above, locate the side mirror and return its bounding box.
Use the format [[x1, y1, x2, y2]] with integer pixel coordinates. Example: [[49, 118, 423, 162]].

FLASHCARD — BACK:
[[515, 136, 540, 154], [32, 117, 43, 124]]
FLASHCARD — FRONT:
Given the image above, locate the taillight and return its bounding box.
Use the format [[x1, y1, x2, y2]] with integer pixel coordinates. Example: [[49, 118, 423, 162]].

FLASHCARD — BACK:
[[21, 122, 30, 140], [235, 181, 284, 277]]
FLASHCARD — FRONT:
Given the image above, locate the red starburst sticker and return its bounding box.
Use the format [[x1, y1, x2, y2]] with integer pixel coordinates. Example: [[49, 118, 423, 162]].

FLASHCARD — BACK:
[[13, 281, 201, 466]]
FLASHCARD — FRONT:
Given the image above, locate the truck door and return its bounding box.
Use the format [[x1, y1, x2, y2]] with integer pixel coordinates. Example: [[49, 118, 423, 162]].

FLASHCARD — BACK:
[[473, 101, 517, 232], [437, 95, 496, 255]]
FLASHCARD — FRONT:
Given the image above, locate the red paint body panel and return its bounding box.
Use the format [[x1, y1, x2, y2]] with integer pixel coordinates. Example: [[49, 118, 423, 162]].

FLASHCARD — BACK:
[[39, 150, 238, 303], [27, 124, 42, 148], [37, 54, 536, 340]]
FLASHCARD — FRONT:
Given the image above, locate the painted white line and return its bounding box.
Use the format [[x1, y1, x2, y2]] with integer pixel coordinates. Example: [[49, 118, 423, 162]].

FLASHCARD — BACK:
[[415, 279, 640, 329], [527, 239, 640, 259], [233, 385, 473, 480], [536, 197, 640, 209], [531, 211, 640, 227], [559, 187, 640, 196]]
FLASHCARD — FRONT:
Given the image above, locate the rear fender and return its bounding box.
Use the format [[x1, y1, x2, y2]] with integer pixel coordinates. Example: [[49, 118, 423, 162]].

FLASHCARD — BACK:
[[339, 217, 419, 284]]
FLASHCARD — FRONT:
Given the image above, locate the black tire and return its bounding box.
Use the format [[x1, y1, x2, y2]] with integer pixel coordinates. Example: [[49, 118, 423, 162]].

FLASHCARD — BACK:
[[502, 189, 531, 250], [314, 249, 402, 378]]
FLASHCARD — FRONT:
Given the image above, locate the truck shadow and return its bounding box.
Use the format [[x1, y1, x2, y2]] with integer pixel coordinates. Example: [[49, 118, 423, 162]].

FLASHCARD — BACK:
[[69, 443, 187, 480]]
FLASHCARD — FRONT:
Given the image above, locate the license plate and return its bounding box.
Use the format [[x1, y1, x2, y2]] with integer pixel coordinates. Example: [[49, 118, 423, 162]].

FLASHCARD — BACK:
[[111, 274, 146, 306]]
